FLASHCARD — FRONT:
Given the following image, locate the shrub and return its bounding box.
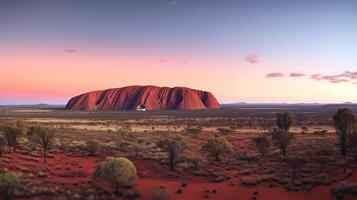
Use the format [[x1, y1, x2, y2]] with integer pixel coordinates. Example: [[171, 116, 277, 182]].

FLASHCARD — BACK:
[[0, 137, 6, 157], [252, 134, 271, 158], [28, 126, 56, 164], [185, 126, 202, 137], [202, 136, 232, 162], [150, 186, 171, 200], [85, 139, 101, 156], [333, 108, 356, 157], [217, 127, 232, 134], [93, 157, 137, 194], [0, 172, 21, 200], [157, 134, 187, 171]]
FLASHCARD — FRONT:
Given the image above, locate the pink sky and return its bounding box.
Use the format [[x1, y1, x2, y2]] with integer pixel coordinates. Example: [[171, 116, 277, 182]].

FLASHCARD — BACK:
[[1, 44, 357, 104]]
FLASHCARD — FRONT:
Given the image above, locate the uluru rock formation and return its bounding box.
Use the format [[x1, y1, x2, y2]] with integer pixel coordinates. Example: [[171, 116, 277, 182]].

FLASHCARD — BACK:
[[65, 85, 221, 111]]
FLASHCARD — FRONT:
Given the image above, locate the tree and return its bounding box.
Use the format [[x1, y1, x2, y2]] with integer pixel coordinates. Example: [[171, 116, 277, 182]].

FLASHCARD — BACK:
[[0, 172, 20, 200], [1, 125, 24, 153], [0, 137, 6, 157], [253, 134, 271, 158], [272, 129, 293, 157], [28, 126, 56, 164], [202, 136, 232, 162], [276, 112, 292, 132], [85, 139, 101, 156], [157, 134, 187, 171], [93, 157, 137, 195], [333, 108, 356, 157], [349, 128, 357, 161]]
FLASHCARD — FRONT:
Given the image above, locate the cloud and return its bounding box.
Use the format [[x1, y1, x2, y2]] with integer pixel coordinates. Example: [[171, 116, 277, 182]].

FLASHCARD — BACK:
[[245, 53, 260, 64], [63, 49, 77, 53], [266, 72, 284, 78], [265, 70, 357, 85], [310, 73, 351, 84], [290, 72, 306, 77]]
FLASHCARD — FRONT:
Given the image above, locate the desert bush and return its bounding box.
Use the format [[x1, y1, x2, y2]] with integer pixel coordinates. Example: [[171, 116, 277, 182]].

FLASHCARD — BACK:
[[28, 126, 56, 164], [276, 112, 292, 132], [202, 136, 232, 162], [183, 155, 205, 170], [149, 186, 171, 200], [0, 137, 6, 157], [349, 128, 357, 161], [217, 127, 232, 134], [252, 134, 271, 158], [185, 126, 202, 137], [333, 108, 356, 157], [1, 123, 24, 153], [0, 172, 21, 200], [272, 129, 293, 157], [85, 139, 101, 156], [157, 134, 187, 171], [93, 157, 137, 194]]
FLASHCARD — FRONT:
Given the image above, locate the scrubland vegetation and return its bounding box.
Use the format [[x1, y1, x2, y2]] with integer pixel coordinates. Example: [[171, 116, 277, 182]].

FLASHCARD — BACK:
[[0, 107, 356, 199]]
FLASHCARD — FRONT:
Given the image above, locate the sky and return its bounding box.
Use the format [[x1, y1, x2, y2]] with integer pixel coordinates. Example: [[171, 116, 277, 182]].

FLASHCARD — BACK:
[[1, 0, 357, 104]]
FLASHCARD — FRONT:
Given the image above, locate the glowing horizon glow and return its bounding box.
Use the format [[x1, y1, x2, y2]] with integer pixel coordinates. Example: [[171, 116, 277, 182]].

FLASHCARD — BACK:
[[1, 0, 357, 104]]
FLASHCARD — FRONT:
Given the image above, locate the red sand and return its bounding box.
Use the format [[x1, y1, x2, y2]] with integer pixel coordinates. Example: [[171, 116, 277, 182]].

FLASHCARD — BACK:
[[65, 85, 221, 110], [2, 152, 356, 200]]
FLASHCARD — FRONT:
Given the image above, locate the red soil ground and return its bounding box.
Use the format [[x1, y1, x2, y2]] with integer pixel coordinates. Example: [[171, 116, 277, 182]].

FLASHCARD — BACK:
[[1, 151, 356, 200]]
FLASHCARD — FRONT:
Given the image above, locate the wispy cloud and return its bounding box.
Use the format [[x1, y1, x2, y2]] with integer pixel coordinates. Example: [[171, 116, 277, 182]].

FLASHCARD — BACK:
[[265, 70, 357, 85], [63, 49, 77, 53], [310, 71, 357, 84], [290, 72, 306, 77], [266, 72, 284, 78], [245, 53, 260, 64]]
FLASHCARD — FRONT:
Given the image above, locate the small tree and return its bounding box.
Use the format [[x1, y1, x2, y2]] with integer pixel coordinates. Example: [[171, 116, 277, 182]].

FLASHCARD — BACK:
[[86, 139, 101, 156], [202, 136, 232, 162], [253, 134, 271, 158], [349, 128, 357, 161], [1, 125, 24, 153], [333, 108, 356, 157], [157, 134, 187, 171], [93, 157, 137, 195], [276, 112, 292, 132], [0, 137, 6, 157], [0, 172, 20, 200], [272, 129, 293, 157], [28, 126, 56, 164]]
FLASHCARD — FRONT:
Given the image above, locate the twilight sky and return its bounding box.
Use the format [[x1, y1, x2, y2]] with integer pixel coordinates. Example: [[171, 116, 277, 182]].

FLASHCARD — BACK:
[[1, 0, 357, 104]]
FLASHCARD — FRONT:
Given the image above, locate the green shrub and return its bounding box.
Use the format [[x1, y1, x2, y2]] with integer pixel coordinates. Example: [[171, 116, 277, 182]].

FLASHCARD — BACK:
[[0, 172, 21, 200], [202, 136, 232, 162], [85, 139, 101, 156], [252, 134, 271, 157], [93, 157, 137, 194]]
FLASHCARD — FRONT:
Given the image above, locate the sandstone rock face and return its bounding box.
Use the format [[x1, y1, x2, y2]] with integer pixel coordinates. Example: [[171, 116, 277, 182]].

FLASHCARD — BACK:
[[65, 85, 221, 111]]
